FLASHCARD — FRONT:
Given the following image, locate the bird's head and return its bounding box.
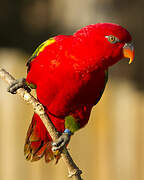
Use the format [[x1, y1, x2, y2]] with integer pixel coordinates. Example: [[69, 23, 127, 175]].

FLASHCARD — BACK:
[[74, 23, 134, 69]]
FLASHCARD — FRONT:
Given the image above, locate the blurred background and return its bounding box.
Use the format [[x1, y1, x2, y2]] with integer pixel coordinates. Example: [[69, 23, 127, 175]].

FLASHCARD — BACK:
[[0, 0, 144, 180]]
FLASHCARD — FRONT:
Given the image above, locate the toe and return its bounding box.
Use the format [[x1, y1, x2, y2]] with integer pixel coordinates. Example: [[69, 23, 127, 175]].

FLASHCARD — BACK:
[[52, 133, 70, 151], [7, 78, 31, 94], [7, 81, 19, 94], [52, 136, 64, 148]]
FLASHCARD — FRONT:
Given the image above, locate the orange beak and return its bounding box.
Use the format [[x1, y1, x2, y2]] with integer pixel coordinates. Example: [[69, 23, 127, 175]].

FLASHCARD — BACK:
[[123, 43, 135, 64]]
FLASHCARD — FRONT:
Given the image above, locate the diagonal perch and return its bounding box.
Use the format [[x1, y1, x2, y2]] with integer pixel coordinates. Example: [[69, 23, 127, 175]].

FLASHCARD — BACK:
[[0, 68, 83, 180]]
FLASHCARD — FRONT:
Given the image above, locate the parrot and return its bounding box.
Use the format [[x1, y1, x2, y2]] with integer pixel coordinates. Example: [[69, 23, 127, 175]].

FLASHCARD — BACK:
[[8, 23, 134, 163]]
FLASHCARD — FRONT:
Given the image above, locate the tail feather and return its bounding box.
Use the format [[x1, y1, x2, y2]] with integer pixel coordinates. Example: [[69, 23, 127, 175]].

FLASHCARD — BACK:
[[45, 143, 54, 163], [24, 113, 61, 163]]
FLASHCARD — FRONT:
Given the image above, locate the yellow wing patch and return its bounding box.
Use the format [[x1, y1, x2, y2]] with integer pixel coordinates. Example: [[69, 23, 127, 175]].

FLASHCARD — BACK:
[[26, 38, 56, 71], [37, 38, 56, 56]]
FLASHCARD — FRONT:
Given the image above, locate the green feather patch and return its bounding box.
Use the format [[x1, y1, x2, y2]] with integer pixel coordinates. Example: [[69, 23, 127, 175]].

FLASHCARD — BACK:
[[65, 115, 80, 134], [26, 82, 37, 89]]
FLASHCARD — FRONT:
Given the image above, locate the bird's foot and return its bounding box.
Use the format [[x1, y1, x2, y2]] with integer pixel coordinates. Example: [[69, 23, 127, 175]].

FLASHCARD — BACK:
[[52, 131, 71, 152], [7, 78, 31, 94]]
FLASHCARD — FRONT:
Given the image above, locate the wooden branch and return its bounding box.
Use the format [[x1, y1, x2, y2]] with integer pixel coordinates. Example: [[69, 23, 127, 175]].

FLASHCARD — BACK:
[[0, 68, 83, 180]]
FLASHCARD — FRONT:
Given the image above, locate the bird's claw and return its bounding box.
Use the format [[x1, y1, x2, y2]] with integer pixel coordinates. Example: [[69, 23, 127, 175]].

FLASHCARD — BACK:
[[52, 133, 71, 152], [7, 78, 31, 94]]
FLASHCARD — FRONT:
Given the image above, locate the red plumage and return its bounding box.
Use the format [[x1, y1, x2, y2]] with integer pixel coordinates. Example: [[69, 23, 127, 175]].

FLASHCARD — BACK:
[[24, 23, 133, 162]]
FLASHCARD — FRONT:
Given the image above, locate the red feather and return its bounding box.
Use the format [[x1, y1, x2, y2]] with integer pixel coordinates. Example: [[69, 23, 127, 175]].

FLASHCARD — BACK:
[[24, 23, 132, 162]]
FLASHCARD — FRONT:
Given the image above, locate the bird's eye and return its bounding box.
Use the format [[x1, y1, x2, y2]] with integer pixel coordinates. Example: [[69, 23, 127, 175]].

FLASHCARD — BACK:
[[105, 35, 120, 44]]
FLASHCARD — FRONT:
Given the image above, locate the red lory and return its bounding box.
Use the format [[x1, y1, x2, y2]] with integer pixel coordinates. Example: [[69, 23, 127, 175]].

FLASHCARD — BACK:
[[8, 23, 134, 162]]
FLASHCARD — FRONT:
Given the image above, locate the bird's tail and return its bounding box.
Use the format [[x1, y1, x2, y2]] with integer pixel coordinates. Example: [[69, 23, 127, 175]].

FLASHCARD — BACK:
[[24, 113, 61, 163]]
